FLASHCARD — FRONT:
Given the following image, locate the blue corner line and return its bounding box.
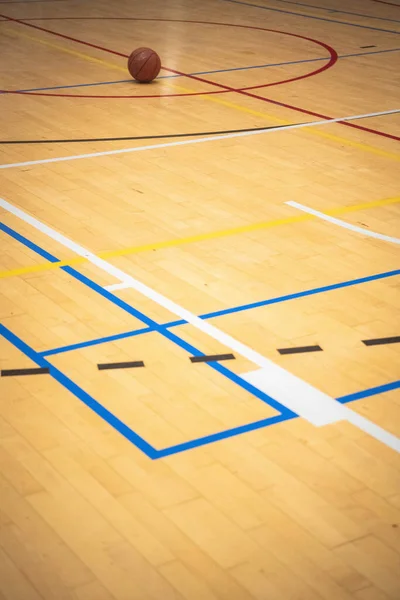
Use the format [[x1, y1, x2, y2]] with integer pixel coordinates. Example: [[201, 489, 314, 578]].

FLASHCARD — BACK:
[[1, 221, 399, 459], [0, 322, 157, 459], [1, 320, 399, 459], [0, 220, 294, 417]]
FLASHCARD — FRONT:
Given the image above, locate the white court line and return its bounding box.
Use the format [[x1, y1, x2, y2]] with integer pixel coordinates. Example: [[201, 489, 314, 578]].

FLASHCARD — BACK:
[[1, 196, 399, 452], [241, 368, 400, 452], [0, 108, 398, 170], [0, 195, 337, 426], [286, 200, 400, 245]]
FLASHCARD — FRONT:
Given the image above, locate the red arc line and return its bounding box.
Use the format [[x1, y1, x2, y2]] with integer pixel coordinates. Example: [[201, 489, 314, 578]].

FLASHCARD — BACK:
[[0, 13, 398, 142]]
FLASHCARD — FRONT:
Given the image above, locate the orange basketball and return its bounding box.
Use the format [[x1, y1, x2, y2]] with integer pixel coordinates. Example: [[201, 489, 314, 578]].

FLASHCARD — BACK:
[[127, 47, 161, 83]]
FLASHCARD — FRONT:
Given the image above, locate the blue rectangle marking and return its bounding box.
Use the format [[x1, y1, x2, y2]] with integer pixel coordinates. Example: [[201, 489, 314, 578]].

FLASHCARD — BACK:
[[1, 221, 398, 458]]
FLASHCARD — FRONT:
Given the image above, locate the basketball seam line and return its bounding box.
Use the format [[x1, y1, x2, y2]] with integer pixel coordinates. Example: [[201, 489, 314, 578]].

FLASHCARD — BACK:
[[133, 53, 158, 81]]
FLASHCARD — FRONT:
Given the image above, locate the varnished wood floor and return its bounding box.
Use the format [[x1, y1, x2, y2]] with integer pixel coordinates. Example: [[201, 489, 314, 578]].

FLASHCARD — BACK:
[[0, 0, 399, 598]]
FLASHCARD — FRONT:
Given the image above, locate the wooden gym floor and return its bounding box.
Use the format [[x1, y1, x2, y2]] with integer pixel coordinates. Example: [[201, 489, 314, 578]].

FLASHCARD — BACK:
[[0, 0, 400, 598]]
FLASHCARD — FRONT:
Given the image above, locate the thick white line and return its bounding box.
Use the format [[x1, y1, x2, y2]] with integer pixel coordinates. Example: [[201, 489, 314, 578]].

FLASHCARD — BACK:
[[286, 200, 400, 245], [0, 109, 398, 170], [242, 367, 347, 426], [1, 197, 399, 451], [0, 196, 341, 425], [243, 368, 400, 453]]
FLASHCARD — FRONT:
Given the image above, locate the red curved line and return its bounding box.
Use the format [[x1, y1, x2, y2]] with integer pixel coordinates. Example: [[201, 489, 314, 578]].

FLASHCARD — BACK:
[[240, 35, 337, 91], [0, 14, 396, 141], [159, 23, 338, 93], [1, 56, 334, 97], [0, 15, 336, 98]]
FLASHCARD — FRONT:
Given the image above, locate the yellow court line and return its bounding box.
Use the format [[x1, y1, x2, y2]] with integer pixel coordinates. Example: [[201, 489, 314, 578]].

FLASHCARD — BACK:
[[137, 63, 400, 163], [6, 24, 400, 163], [4, 27, 128, 74], [201, 96, 400, 162], [333, 196, 400, 214], [1, 196, 399, 280]]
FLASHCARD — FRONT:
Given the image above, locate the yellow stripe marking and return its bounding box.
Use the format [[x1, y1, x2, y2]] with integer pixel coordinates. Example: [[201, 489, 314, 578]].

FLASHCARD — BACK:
[[332, 196, 400, 214], [4, 27, 128, 73], [5, 25, 400, 162], [1, 196, 399, 280], [201, 96, 400, 162]]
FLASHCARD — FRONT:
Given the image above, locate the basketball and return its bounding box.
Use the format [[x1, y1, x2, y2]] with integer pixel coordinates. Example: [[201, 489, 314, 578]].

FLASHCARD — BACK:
[[127, 47, 161, 83]]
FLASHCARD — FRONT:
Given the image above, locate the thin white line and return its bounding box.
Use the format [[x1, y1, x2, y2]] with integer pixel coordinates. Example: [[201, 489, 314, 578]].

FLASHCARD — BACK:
[[286, 200, 400, 245], [1, 196, 399, 452], [0, 109, 398, 170]]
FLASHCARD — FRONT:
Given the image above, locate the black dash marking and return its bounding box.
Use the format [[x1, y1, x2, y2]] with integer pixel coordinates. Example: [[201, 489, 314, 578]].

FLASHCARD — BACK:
[[278, 345, 323, 355], [97, 361, 145, 370], [362, 336, 400, 346], [1, 367, 49, 377], [360, 45, 376, 48], [190, 353, 235, 363]]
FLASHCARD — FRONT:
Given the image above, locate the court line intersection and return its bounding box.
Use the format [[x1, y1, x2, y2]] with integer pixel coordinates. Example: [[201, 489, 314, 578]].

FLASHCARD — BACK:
[[37, 269, 400, 358], [1, 200, 399, 454], [2, 47, 399, 97], [1, 194, 399, 281], [1, 320, 399, 459]]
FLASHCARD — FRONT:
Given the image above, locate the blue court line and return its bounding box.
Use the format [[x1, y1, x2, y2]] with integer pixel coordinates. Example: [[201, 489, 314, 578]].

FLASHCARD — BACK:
[[0, 322, 159, 459], [198, 269, 400, 320], [219, 0, 400, 34], [0, 317, 293, 457], [157, 379, 400, 457], [41, 324, 155, 356], [39, 269, 400, 357], [271, 0, 400, 23], [156, 413, 293, 458], [0, 221, 293, 419], [1, 222, 398, 458], [5, 47, 400, 95], [1, 320, 398, 458], [337, 379, 400, 403]]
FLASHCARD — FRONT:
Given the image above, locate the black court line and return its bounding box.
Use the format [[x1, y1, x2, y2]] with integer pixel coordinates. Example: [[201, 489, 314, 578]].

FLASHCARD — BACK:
[[1, 367, 49, 376], [362, 336, 400, 346], [0, 108, 392, 145], [190, 354, 236, 363], [97, 361, 145, 370], [360, 45, 377, 48], [0, 124, 290, 145], [277, 345, 323, 355]]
